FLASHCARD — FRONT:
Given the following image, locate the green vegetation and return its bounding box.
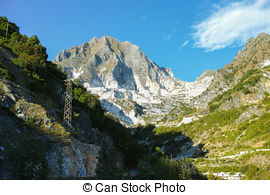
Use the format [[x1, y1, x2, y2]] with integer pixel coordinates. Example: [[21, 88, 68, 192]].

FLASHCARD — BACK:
[[160, 105, 196, 122], [238, 112, 270, 143], [193, 150, 270, 180], [96, 147, 124, 179], [73, 85, 104, 126], [1, 127, 48, 179], [208, 69, 262, 112], [262, 96, 270, 106], [136, 147, 205, 179], [0, 61, 14, 80], [0, 17, 19, 39], [233, 69, 261, 91], [2, 16, 269, 180], [155, 106, 247, 139], [115, 99, 137, 113], [72, 82, 143, 168], [1, 16, 143, 174], [132, 125, 205, 179], [0, 16, 65, 98]]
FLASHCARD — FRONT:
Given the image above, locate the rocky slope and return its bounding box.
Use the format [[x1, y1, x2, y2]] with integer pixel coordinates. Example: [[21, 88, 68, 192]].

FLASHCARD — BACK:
[[152, 33, 270, 179], [54, 36, 215, 125], [53, 33, 270, 179], [0, 40, 118, 179], [2, 15, 270, 179], [192, 33, 270, 110]]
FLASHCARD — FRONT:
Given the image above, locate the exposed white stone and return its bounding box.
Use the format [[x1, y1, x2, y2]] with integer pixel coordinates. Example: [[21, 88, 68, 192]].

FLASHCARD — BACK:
[[0, 146, 4, 151], [220, 149, 270, 159], [177, 116, 198, 126], [55, 36, 215, 125], [72, 68, 84, 79], [261, 59, 270, 68], [205, 172, 245, 180]]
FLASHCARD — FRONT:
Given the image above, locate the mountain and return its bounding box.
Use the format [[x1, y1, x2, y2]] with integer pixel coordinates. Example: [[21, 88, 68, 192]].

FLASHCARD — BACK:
[[1, 16, 270, 180], [55, 33, 270, 179], [0, 17, 127, 179], [0, 17, 202, 180], [154, 33, 270, 179], [192, 33, 270, 111], [54, 36, 215, 125]]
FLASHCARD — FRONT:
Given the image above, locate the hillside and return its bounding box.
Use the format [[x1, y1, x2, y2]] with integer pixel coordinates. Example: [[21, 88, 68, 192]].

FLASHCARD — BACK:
[[0, 17, 203, 180], [55, 32, 270, 179], [1, 16, 270, 180], [0, 17, 129, 179], [154, 33, 270, 179]]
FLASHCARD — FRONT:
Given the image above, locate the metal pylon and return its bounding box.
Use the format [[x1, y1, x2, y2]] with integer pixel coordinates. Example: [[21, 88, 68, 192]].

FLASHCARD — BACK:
[[63, 77, 72, 127], [5, 19, 9, 38]]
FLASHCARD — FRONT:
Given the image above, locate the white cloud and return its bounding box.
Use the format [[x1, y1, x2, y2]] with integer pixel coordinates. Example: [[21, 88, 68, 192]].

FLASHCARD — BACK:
[[178, 40, 189, 50], [182, 40, 189, 47], [192, 0, 270, 51]]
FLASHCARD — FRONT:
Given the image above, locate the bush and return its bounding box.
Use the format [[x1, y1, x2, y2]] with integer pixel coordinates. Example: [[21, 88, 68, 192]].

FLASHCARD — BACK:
[[96, 147, 124, 179], [73, 83, 143, 168], [0, 60, 14, 80], [243, 113, 270, 141], [136, 148, 204, 180], [207, 69, 261, 112], [242, 88, 250, 95], [0, 67, 13, 80], [262, 96, 270, 106], [2, 128, 48, 179], [0, 17, 19, 38]]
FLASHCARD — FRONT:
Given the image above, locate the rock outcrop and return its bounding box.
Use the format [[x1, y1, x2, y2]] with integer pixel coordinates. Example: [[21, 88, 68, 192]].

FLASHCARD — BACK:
[[192, 33, 270, 110], [0, 77, 102, 179], [0, 45, 116, 179], [47, 137, 100, 178], [54, 36, 214, 125]]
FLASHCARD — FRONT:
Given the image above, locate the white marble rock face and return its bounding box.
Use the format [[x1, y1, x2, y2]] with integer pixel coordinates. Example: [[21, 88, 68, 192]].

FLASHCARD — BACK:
[[54, 36, 215, 125]]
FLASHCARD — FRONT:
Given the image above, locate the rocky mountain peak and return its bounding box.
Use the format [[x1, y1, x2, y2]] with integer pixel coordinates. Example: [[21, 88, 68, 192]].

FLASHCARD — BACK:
[[53, 36, 177, 93], [54, 36, 214, 125], [192, 33, 270, 111], [195, 70, 216, 82], [233, 33, 270, 64]]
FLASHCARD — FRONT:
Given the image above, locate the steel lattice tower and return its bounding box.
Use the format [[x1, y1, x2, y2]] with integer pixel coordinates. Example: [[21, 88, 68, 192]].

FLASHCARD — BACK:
[[5, 19, 9, 38], [63, 77, 72, 127]]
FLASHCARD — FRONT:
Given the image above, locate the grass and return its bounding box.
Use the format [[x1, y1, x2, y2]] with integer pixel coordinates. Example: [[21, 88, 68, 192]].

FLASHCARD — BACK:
[[240, 113, 270, 142], [155, 106, 247, 139], [14, 99, 70, 143]]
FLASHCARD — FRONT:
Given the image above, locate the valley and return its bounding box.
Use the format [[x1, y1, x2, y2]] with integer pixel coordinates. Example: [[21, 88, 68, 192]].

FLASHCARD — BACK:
[[1, 16, 270, 180]]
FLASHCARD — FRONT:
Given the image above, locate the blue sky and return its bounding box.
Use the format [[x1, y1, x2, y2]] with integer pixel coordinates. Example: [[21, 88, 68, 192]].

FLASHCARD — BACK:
[[1, 0, 270, 81]]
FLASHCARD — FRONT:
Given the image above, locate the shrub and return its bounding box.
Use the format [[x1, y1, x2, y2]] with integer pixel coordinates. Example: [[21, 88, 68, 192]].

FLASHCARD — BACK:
[[0, 61, 14, 80], [2, 128, 48, 179], [262, 96, 270, 106], [0, 17, 19, 38], [0, 67, 13, 80], [96, 147, 124, 179], [136, 148, 205, 180], [242, 88, 250, 95]]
